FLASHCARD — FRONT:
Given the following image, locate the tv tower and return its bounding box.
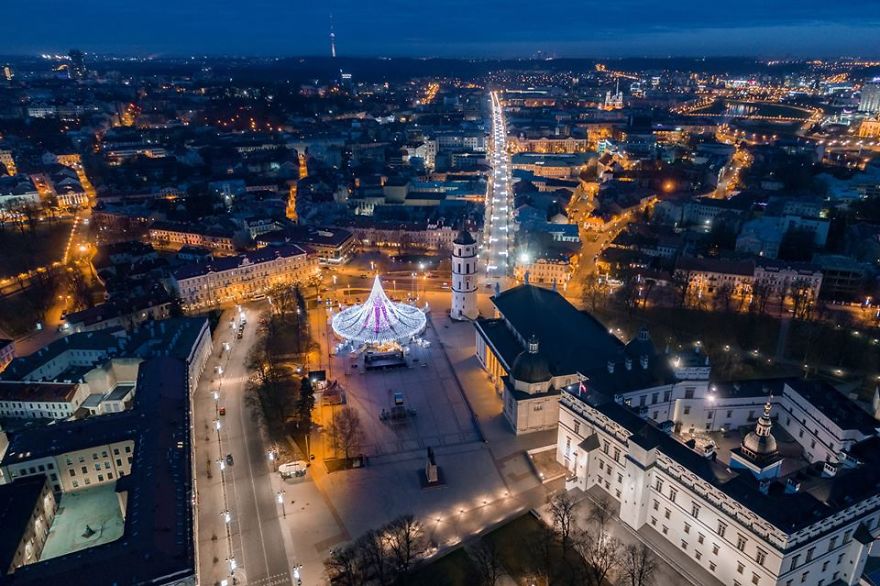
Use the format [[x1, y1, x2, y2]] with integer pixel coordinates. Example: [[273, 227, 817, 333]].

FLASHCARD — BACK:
[[329, 13, 337, 58]]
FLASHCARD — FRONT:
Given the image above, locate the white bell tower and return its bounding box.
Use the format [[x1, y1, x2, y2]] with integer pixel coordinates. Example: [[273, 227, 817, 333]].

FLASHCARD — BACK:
[[451, 228, 478, 320]]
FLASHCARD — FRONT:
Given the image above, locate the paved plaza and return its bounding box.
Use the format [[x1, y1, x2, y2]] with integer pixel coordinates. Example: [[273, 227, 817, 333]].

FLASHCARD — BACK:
[[193, 290, 566, 586], [321, 309, 481, 459], [291, 291, 561, 573], [41, 484, 125, 561]]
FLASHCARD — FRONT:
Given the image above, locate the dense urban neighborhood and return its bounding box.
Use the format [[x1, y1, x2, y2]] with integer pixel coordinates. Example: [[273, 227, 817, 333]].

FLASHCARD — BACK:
[[0, 44, 879, 586]]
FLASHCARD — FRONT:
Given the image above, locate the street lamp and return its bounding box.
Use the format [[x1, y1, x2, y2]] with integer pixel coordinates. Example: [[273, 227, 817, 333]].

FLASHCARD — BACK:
[[277, 490, 286, 518]]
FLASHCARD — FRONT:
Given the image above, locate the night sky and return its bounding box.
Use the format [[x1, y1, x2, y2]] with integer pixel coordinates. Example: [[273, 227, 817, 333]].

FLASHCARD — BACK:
[[2, 0, 879, 58]]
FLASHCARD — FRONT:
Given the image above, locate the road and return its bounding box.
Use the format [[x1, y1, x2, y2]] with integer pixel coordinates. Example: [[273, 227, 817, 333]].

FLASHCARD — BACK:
[[483, 91, 513, 282], [195, 306, 293, 586]]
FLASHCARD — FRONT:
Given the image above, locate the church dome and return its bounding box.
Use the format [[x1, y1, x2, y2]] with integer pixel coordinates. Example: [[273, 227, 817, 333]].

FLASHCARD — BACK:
[[453, 229, 476, 246], [740, 400, 779, 460], [741, 429, 778, 456], [511, 335, 552, 384]]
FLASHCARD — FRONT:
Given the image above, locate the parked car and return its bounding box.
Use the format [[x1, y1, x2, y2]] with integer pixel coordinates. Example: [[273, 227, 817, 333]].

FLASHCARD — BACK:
[[225, 454, 234, 466]]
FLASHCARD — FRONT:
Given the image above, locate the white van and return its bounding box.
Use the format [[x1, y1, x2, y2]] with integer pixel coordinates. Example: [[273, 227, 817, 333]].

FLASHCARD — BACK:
[[279, 461, 309, 478]]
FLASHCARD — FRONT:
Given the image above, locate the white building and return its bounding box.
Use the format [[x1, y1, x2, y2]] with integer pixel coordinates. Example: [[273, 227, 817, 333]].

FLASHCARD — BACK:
[[450, 228, 478, 320], [514, 253, 574, 288], [0, 382, 91, 420], [558, 376, 880, 586], [170, 244, 316, 311]]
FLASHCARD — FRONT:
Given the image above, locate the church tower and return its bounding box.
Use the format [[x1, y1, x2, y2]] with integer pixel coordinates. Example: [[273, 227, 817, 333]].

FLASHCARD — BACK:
[[451, 227, 478, 320]]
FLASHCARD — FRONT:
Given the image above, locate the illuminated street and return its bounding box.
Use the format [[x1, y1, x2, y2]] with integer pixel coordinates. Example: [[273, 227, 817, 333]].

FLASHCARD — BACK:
[[483, 91, 513, 284]]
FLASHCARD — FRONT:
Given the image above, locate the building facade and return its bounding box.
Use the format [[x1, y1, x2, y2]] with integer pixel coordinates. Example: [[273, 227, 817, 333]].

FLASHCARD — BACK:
[[0, 476, 57, 574], [557, 377, 880, 586], [171, 244, 316, 310]]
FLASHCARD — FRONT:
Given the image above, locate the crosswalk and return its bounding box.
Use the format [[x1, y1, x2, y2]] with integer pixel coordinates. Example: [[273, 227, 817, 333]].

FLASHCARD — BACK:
[[246, 571, 292, 586]]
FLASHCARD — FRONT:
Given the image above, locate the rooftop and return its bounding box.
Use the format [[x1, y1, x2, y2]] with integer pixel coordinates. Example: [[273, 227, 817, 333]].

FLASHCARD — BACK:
[[477, 285, 674, 393], [1, 357, 195, 585], [2, 318, 207, 383], [571, 386, 880, 536], [0, 381, 79, 403], [172, 244, 307, 280]]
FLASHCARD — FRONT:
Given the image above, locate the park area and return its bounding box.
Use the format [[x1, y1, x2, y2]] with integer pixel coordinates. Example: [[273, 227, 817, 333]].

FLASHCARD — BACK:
[[0, 219, 71, 279], [591, 303, 880, 400], [329, 490, 668, 586]]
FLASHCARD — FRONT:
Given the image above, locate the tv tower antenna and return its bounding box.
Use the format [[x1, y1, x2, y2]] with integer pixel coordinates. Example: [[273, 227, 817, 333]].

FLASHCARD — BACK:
[[329, 13, 337, 58]]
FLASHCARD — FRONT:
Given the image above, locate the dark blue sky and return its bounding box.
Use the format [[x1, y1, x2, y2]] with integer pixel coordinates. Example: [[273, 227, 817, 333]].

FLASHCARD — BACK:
[[2, 0, 879, 58]]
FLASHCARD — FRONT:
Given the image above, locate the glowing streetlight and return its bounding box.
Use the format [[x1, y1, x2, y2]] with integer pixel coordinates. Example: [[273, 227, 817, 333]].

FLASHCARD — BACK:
[[277, 490, 287, 517]]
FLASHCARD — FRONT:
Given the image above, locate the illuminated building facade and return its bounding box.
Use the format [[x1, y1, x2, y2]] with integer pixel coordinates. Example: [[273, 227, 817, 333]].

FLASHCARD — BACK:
[[171, 245, 315, 310]]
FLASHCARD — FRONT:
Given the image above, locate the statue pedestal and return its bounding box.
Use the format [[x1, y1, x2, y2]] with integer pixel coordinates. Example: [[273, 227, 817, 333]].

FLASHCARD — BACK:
[[418, 447, 445, 488]]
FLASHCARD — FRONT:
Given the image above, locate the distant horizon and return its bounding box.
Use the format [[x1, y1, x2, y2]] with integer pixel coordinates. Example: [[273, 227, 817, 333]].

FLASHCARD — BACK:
[[4, 53, 880, 64], [3, 0, 879, 60]]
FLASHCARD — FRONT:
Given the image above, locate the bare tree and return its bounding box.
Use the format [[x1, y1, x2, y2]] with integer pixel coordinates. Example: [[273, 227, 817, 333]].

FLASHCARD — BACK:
[[587, 494, 614, 534], [324, 544, 359, 586], [307, 269, 324, 297], [327, 406, 366, 462], [618, 277, 640, 316], [523, 524, 555, 585], [470, 537, 504, 586], [354, 529, 389, 585], [582, 271, 604, 312], [714, 281, 735, 313], [751, 280, 772, 314], [670, 270, 689, 308], [21, 204, 40, 236], [621, 543, 658, 586], [383, 514, 424, 576], [268, 283, 298, 318], [574, 529, 623, 586], [66, 266, 94, 310], [247, 331, 296, 429], [550, 491, 579, 554], [788, 278, 816, 320]]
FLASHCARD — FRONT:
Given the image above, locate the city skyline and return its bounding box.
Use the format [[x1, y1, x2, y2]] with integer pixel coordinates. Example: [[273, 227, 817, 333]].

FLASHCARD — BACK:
[[2, 0, 880, 58]]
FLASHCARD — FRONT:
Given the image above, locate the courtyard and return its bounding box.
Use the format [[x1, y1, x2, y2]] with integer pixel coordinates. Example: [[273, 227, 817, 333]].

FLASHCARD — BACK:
[[40, 483, 125, 561]]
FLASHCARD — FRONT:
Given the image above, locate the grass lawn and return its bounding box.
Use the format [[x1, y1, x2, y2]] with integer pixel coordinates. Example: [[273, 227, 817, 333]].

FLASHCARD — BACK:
[[412, 513, 596, 586], [408, 547, 479, 586], [0, 290, 44, 337], [0, 219, 72, 278]]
